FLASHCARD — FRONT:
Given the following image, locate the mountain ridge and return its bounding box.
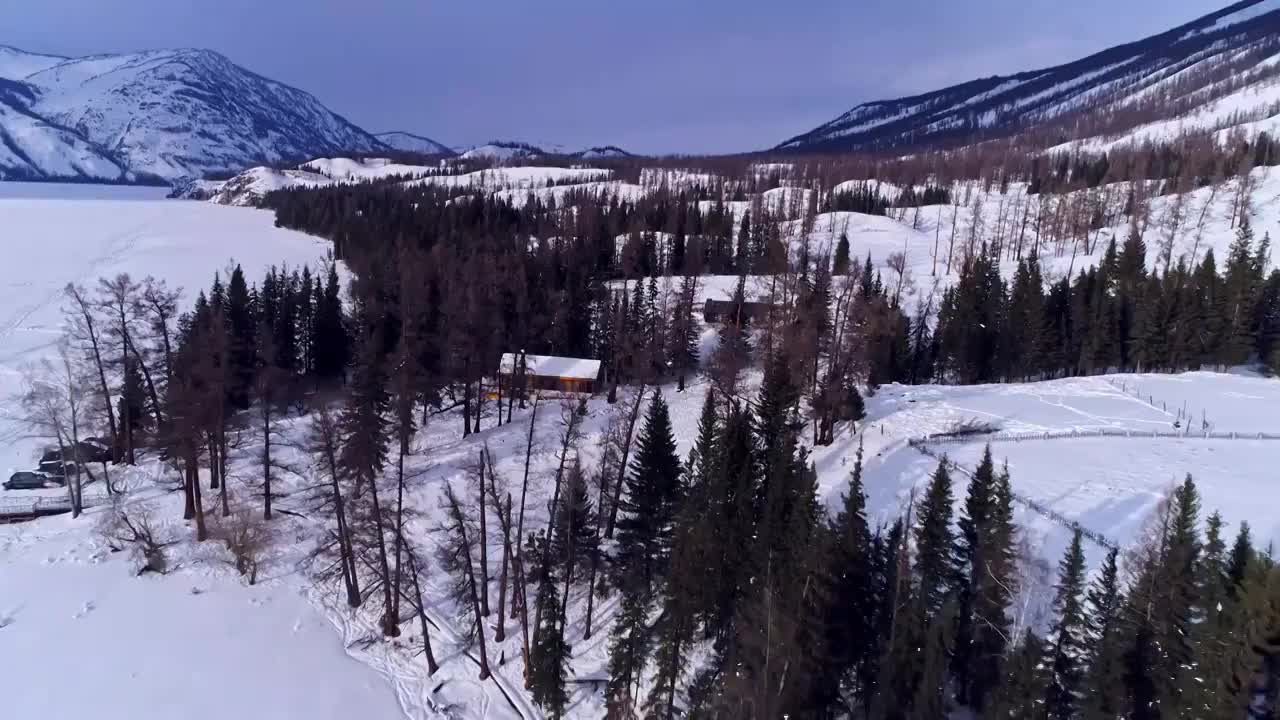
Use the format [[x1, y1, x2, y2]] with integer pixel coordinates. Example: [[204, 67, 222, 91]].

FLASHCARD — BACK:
[[778, 0, 1280, 154], [0, 44, 398, 182]]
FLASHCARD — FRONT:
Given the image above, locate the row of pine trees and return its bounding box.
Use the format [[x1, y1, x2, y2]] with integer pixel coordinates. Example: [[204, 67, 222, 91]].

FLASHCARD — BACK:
[[856, 216, 1280, 388], [519, 353, 1280, 718]]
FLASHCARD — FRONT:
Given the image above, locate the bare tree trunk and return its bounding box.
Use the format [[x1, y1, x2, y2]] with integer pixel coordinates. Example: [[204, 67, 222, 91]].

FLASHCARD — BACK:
[[513, 392, 540, 671], [406, 546, 440, 675], [190, 447, 207, 541], [66, 285, 119, 460], [477, 448, 491, 617], [493, 492, 512, 643], [262, 400, 273, 521], [317, 412, 360, 607], [604, 385, 646, 540], [366, 469, 400, 637]]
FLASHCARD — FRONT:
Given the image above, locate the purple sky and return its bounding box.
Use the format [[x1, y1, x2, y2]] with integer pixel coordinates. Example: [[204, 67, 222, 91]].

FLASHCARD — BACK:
[[7, 0, 1228, 154]]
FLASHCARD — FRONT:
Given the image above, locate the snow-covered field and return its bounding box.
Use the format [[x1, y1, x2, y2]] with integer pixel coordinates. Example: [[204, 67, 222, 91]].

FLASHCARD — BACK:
[[0, 182, 332, 488], [2, 183, 1279, 719], [0, 514, 408, 720]]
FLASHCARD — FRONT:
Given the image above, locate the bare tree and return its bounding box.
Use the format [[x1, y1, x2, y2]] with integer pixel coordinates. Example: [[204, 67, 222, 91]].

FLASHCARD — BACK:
[[99, 273, 164, 434], [211, 502, 272, 584], [484, 449, 514, 643], [307, 407, 360, 607], [404, 543, 441, 674], [64, 284, 118, 463], [20, 341, 91, 517], [603, 385, 646, 540], [97, 498, 169, 575], [437, 482, 492, 680]]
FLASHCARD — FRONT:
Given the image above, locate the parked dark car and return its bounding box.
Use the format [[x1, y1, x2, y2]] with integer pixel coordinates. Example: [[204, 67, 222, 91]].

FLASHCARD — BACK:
[[4, 471, 49, 490]]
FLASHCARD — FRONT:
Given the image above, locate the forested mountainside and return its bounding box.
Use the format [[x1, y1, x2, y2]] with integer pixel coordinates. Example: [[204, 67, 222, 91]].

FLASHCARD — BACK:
[[780, 0, 1280, 154]]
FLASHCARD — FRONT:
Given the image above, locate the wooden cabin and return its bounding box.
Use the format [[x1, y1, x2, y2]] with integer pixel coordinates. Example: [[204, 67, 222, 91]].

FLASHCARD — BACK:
[[498, 353, 603, 395], [703, 299, 776, 325]]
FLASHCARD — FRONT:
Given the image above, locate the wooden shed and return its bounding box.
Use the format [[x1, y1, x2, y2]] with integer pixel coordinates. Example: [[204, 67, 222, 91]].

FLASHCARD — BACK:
[[498, 353, 603, 395]]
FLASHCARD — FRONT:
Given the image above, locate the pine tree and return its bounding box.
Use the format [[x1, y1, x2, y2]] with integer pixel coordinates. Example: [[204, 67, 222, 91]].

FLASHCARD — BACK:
[[550, 458, 598, 586], [818, 439, 877, 714], [915, 459, 956, 618], [666, 274, 700, 391], [529, 570, 570, 717], [224, 264, 257, 408], [612, 389, 683, 595], [1116, 221, 1148, 370], [1045, 530, 1088, 720], [989, 629, 1050, 719], [313, 263, 349, 381], [1080, 549, 1125, 720], [1221, 215, 1259, 365], [834, 232, 852, 275], [1227, 522, 1254, 597], [605, 582, 652, 719], [953, 446, 996, 705]]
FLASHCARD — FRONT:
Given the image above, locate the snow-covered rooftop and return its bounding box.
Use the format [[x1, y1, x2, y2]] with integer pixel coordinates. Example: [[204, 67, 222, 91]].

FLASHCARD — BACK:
[[498, 353, 601, 380]]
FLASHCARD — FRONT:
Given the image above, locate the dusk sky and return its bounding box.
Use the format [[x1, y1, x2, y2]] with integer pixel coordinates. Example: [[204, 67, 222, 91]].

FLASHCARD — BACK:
[[7, 0, 1229, 154]]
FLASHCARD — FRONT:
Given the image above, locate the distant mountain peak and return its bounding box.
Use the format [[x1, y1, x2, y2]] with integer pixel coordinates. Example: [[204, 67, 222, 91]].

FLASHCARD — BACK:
[[376, 131, 454, 155], [0, 43, 392, 183]]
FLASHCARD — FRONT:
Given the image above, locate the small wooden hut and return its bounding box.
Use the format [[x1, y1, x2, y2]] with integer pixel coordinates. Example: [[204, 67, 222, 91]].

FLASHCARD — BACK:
[[498, 353, 603, 394]]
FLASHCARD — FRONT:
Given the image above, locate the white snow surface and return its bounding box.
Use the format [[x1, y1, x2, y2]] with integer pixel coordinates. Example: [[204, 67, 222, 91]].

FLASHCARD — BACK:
[[0, 516, 408, 720], [0, 45, 68, 80], [0, 183, 333, 477]]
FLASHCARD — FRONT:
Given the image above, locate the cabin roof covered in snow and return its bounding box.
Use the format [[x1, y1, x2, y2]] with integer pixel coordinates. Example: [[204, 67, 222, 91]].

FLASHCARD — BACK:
[[498, 353, 601, 380]]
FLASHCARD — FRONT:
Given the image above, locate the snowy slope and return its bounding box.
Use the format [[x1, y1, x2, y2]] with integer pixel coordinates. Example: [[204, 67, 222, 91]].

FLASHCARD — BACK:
[[459, 141, 543, 161], [375, 131, 453, 155], [0, 45, 385, 182], [0, 45, 67, 80], [0, 517, 410, 720], [779, 0, 1280, 153], [0, 92, 126, 181], [23, 48, 384, 180]]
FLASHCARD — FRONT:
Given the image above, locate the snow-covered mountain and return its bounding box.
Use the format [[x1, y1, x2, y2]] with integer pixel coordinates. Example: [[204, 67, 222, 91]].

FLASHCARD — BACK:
[[0, 45, 385, 182], [779, 0, 1280, 153], [374, 130, 453, 155]]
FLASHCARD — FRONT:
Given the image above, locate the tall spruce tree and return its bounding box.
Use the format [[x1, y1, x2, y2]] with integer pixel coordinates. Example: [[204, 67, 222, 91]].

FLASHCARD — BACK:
[[612, 389, 683, 594], [818, 439, 877, 714], [915, 459, 957, 618], [1045, 530, 1089, 720], [1081, 549, 1126, 720], [953, 446, 997, 705]]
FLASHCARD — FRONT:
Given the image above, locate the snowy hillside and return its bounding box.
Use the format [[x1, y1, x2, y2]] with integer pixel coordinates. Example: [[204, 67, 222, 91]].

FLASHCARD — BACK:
[[459, 141, 545, 161], [2, 179, 1279, 719], [0, 45, 384, 182], [779, 0, 1280, 153], [376, 131, 454, 155]]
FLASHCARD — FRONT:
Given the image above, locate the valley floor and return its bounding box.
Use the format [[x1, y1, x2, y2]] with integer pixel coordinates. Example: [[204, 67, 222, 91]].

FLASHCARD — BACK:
[[2, 184, 1279, 719]]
